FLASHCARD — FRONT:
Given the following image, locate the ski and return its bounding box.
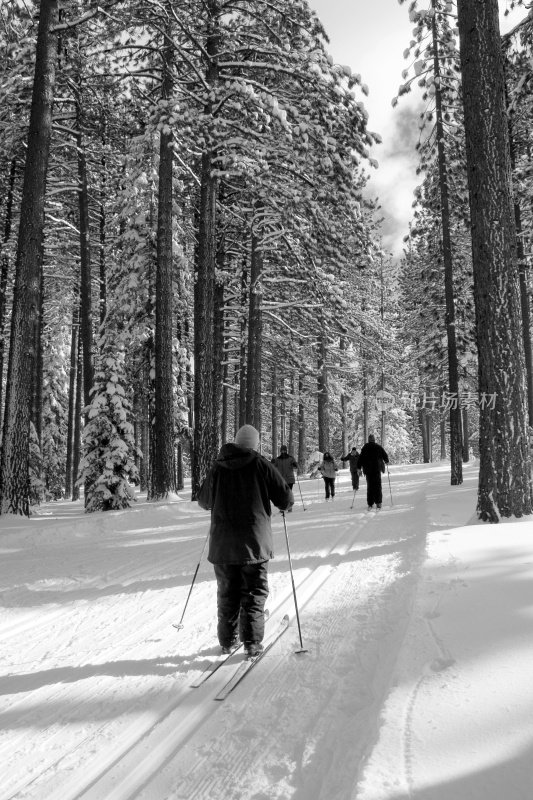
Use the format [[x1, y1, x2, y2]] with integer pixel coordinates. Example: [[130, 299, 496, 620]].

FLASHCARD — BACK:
[[214, 614, 289, 701], [190, 608, 270, 689], [190, 643, 243, 688]]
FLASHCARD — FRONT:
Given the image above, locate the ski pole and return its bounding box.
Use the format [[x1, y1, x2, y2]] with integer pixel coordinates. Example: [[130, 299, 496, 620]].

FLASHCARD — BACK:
[[387, 465, 393, 505], [281, 511, 308, 654], [173, 531, 210, 630], [296, 475, 306, 511]]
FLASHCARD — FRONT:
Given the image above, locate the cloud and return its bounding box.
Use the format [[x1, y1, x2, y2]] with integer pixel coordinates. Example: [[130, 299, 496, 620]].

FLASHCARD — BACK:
[[365, 96, 425, 258]]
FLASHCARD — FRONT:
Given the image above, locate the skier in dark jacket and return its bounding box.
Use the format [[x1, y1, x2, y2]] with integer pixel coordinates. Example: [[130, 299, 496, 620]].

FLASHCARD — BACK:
[[341, 446, 361, 490], [357, 434, 389, 510], [271, 445, 298, 511], [198, 424, 293, 657]]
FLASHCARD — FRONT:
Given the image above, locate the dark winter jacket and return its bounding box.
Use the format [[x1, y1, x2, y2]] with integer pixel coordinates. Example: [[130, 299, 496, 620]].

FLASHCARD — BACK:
[[271, 452, 298, 484], [197, 443, 293, 565], [341, 451, 360, 473], [357, 442, 389, 478]]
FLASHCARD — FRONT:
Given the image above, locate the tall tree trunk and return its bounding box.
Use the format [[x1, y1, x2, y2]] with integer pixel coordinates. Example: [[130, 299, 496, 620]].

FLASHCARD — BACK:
[[432, 5, 463, 485], [192, 0, 220, 497], [64, 295, 79, 498], [0, 0, 58, 515], [76, 85, 94, 416], [151, 35, 177, 499], [0, 157, 17, 434], [440, 416, 446, 460], [341, 393, 347, 454], [245, 222, 263, 430], [271, 366, 278, 457], [212, 281, 224, 453], [458, 0, 532, 519], [32, 263, 44, 448], [362, 366, 368, 444], [238, 263, 248, 427], [507, 88, 533, 427], [71, 339, 83, 501], [298, 374, 306, 473], [317, 321, 329, 452], [420, 408, 430, 463], [462, 407, 470, 462]]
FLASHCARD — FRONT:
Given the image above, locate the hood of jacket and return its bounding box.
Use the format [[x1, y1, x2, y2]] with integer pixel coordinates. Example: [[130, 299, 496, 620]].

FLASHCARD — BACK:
[[216, 442, 258, 470]]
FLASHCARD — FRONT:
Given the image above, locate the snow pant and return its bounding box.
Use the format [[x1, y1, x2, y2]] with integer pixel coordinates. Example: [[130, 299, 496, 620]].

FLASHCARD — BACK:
[[350, 470, 360, 490], [288, 482, 294, 509], [365, 473, 383, 507], [323, 476, 335, 498], [214, 561, 269, 647]]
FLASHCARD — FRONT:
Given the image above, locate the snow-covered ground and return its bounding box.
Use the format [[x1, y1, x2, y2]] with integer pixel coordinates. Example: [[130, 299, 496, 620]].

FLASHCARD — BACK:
[[1, 461, 532, 800]]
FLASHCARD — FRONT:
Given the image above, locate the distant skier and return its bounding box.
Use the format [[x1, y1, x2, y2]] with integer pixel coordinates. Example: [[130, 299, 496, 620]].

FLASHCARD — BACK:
[[357, 434, 389, 510], [317, 451, 339, 500], [341, 446, 361, 490], [198, 424, 293, 657], [271, 445, 298, 511]]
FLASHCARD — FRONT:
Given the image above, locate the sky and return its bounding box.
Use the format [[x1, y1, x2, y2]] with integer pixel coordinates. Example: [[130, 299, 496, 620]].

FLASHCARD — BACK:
[[3, 462, 533, 798], [307, 0, 529, 258]]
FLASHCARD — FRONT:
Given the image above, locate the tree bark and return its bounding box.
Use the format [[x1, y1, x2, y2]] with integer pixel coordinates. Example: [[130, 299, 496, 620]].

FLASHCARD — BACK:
[[245, 222, 263, 430], [432, 6, 463, 485], [151, 34, 177, 499], [76, 85, 94, 416], [458, 0, 532, 519], [298, 373, 306, 473], [0, 0, 58, 515], [0, 157, 17, 434], [64, 295, 79, 498], [317, 321, 329, 452]]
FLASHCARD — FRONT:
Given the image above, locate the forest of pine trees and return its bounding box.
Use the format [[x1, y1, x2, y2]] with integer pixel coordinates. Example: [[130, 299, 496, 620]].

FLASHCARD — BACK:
[[0, 0, 532, 520]]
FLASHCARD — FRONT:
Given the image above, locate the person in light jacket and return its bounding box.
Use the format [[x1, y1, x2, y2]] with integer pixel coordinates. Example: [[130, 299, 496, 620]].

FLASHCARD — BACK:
[[198, 425, 293, 657], [317, 451, 338, 500]]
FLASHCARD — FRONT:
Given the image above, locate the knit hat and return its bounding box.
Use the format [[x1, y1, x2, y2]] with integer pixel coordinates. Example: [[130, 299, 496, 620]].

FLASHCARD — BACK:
[[235, 424, 260, 450], [280, 445, 288, 453], [368, 434, 375, 443]]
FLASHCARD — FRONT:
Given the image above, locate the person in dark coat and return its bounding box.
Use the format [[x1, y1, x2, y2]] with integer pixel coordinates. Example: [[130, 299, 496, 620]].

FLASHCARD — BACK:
[[317, 451, 339, 500], [357, 434, 389, 510], [271, 445, 298, 511], [341, 446, 361, 490], [198, 424, 293, 657]]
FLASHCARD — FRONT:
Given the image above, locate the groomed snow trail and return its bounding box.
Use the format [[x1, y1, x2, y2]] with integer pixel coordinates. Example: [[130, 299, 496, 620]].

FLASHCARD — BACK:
[[0, 464, 476, 800]]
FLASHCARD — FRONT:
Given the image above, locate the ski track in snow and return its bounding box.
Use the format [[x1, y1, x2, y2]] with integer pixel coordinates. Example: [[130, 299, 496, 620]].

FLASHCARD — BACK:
[[0, 465, 476, 800]]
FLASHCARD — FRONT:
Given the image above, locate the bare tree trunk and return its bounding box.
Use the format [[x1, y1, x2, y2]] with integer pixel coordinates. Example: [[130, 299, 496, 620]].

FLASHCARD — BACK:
[[462, 407, 470, 462], [212, 281, 224, 453], [432, 6, 463, 485], [420, 408, 430, 463], [71, 339, 83, 501], [0, 0, 58, 515], [271, 366, 278, 457], [245, 223, 263, 430], [238, 263, 248, 427], [458, 0, 532, 519], [317, 322, 329, 452], [75, 86, 94, 417], [507, 90, 533, 427], [298, 374, 306, 472], [64, 295, 79, 498], [151, 35, 177, 499], [0, 157, 17, 434]]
